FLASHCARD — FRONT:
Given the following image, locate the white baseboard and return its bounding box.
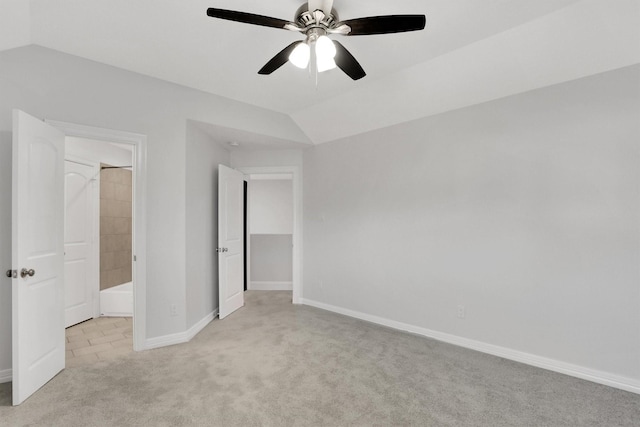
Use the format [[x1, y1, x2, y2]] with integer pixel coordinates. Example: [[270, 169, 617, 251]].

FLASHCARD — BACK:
[[143, 309, 217, 350], [250, 281, 293, 291], [301, 298, 640, 395], [0, 368, 11, 384]]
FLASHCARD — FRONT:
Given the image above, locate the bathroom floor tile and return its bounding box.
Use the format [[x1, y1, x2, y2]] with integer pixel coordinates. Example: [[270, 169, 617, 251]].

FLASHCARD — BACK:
[[65, 317, 133, 367]]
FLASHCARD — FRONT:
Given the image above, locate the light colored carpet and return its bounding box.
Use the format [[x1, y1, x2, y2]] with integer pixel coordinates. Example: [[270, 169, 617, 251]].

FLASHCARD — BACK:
[[0, 291, 638, 426]]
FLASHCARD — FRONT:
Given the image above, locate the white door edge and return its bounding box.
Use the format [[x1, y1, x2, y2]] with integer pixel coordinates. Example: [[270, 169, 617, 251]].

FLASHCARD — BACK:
[[218, 165, 245, 319]]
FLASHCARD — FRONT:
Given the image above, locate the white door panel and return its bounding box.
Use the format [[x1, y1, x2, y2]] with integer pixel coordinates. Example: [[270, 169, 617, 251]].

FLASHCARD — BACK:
[[12, 109, 66, 405], [218, 165, 244, 319], [64, 160, 98, 327]]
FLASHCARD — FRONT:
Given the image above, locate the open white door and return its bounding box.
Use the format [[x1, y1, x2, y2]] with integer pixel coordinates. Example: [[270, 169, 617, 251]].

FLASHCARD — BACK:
[[11, 110, 66, 405], [64, 159, 99, 327], [218, 164, 244, 319]]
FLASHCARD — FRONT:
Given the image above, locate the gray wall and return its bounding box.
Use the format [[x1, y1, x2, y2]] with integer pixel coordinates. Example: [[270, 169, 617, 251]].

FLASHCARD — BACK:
[[0, 45, 307, 374], [249, 179, 293, 235], [185, 123, 230, 328], [248, 179, 293, 284], [250, 235, 293, 283], [303, 65, 640, 383], [231, 150, 303, 170]]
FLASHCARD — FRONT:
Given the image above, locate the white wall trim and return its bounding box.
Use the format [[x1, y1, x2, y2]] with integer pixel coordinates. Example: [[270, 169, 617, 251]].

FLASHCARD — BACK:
[[47, 120, 148, 352], [301, 298, 640, 395], [143, 310, 216, 350], [250, 281, 293, 291], [0, 368, 11, 384], [237, 166, 303, 304]]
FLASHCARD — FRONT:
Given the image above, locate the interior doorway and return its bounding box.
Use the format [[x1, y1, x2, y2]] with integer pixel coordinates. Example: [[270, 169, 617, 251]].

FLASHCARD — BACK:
[[237, 166, 302, 304], [63, 137, 135, 365], [48, 120, 147, 352], [246, 173, 294, 291]]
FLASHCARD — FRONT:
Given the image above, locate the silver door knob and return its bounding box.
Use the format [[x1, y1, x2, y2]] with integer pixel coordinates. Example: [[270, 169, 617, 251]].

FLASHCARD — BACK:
[[20, 268, 35, 278]]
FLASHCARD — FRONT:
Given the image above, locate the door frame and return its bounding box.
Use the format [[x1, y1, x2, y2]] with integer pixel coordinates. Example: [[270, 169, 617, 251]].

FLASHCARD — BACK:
[[63, 155, 101, 322], [47, 120, 147, 351], [236, 166, 302, 304]]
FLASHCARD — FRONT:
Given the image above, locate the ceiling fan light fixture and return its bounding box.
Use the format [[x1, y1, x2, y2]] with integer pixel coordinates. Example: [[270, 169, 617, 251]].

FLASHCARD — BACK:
[[317, 56, 337, 73], [315, 35, 336, 60], [289, 42, 311, 68], [207, 3, 426, 81]]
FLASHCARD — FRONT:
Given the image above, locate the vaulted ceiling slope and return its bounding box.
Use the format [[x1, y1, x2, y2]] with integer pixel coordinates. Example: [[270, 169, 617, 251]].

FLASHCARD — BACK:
[[1, 0, 639, 145]]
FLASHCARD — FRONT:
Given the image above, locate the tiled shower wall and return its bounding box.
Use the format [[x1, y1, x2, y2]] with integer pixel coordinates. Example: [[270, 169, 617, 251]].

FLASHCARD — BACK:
[[100, 164, 132, 290]]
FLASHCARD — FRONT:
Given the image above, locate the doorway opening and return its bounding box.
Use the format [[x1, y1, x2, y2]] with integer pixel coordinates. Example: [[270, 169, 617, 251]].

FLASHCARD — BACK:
[[48, 120, 147, 354], [237, 166, 302, 304], [63, 137, 134, 366], [246, 173, 293, 291]]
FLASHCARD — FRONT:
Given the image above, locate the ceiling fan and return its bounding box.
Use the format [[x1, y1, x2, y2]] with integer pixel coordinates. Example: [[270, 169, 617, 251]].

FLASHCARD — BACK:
[[206, 0, 426, 80]]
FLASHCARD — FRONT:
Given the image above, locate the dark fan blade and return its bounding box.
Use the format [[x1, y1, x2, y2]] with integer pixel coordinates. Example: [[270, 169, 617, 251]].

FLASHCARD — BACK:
[[333, 41, 366, 80], [207, 8, 290, 30], [258, 41, 303, 75], [341, 15, 426, 36]]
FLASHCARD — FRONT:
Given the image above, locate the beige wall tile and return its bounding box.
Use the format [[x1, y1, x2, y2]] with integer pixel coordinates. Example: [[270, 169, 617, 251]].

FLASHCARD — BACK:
[[99, 270, 107, 290], [116, 236, 131, 252], [101, 181, 116, 200], [100, 217, 113, 235], [115, 250, 130, 269], [117, 200, 132, 218], [113, 217, 129, 235], [102, 269, 114, 289], [101, 251, 116, 271], [123, 267, 132, 283], [115, 183, 131, 201], [103, 235, 119, 253], [118, 170, 132, 185], [100, 166, 133, 291]]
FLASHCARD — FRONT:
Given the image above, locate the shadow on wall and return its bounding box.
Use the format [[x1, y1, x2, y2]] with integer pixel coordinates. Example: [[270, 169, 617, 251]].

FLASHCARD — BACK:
[[0, 131, 13, 373]]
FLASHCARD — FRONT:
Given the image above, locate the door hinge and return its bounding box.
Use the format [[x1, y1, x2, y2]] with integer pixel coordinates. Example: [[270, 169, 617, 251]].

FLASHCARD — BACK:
[[133, 255, 137, 262], [6, 269, 17, 279]]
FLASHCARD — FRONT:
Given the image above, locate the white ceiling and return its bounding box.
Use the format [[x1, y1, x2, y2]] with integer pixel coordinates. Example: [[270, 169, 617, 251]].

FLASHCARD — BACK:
[[2, 0, 639, 146]]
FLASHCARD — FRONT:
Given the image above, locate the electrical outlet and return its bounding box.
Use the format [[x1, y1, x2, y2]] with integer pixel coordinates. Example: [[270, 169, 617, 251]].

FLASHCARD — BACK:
[[170, 304, 177, 317], [457, 305, 465, 319]]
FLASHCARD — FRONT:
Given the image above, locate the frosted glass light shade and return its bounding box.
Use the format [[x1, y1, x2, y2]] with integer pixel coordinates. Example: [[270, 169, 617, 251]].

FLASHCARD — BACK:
[[317, 56, 336, 73], [289, 43, 310, 68], [315, 35, 336, 59]]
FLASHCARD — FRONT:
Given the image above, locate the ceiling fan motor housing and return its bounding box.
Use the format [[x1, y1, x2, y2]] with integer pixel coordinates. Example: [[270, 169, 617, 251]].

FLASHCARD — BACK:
[[294, 4, 339, 33]]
